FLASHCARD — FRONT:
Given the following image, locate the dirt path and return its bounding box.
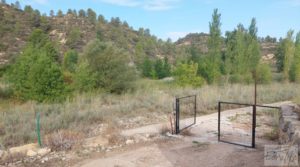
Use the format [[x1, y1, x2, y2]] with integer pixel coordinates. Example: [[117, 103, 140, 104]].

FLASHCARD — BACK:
[[75, 101, 291, 167]]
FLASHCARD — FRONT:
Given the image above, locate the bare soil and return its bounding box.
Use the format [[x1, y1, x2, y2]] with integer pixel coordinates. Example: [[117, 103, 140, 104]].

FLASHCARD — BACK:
[[74, 101, 291, 167]]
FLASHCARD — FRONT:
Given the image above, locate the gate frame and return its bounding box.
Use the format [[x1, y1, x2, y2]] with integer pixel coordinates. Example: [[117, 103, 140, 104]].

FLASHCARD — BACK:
[[175, 95, 197, 134], [217, 101, 280, 148]]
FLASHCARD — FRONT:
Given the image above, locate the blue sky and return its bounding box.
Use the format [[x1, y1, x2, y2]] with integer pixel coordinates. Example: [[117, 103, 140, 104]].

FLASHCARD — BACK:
[[6, 0, 300, 41]]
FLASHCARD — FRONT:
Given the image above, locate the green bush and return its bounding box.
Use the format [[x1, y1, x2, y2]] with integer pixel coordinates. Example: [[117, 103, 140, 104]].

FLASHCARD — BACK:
[[7, 47, 66, 102], [66, 28, 81, 49], [256, 63, 272, 84], [63, 50, 78, 73], [174, 62, 205, 87], [76, 39, 137, 93], [73, 61, 96, 92]]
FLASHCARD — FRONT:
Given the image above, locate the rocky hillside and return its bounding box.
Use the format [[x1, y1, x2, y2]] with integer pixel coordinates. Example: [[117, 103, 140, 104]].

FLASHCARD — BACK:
[[0, 3, 174, 67], [0, 2, 278, 68], [176, 33, 278, 59], [176, 33, 210, 53]]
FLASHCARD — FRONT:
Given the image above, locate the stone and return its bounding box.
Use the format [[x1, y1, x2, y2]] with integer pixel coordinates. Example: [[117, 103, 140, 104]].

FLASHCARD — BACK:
[[26, 150, 37, 157], [9, 143, 38, 155], [279, 105, 300, 155], [125, 139, 134, 145], [37, 148, 51, 156]]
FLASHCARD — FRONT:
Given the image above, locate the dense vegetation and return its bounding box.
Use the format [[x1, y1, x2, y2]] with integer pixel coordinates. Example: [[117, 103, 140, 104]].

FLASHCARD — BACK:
[[0, 1, 299, 103]]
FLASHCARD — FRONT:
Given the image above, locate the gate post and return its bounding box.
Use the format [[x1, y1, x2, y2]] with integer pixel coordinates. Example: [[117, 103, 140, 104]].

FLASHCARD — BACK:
[[175, 98, 180, 134], [218, 102, 221, 141], [252, 105, 256, 148]]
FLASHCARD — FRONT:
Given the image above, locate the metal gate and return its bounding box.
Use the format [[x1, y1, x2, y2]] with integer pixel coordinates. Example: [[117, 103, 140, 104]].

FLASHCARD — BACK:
[[218, 101, 280, 148], [175, 95, 197, 134]]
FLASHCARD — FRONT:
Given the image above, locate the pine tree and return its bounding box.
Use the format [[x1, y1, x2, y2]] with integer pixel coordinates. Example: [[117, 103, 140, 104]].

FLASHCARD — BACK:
[[14, 1, 21, 9], [87, 8, 96, 24], [57, 10, 63, 17], [8, 33, 65, 102], [78, 9, 86, 17], [49, 10, 54, 17]]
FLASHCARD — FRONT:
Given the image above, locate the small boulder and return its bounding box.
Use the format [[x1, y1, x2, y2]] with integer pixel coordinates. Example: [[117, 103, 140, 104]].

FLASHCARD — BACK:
[[27, 150, 37, 157], [37, 148, 51, 156]]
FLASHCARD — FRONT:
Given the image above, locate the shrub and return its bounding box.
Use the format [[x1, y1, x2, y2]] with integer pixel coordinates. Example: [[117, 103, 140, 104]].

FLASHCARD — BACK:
[[63, 50, 78, 73], [174, 62, 205, 87], [7, 47, 66, 102], [44, 130, 83, 151], [66, 28, 81, 49], [78, 39, 137, 93], [256, 63, 272, 84], [73, 61, 96, 92]]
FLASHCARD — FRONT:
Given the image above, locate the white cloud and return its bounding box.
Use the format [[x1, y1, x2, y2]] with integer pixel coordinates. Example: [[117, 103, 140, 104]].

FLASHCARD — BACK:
[[143, 0, 180, 11], [100, 0, 140, 7], [99, 0, 181, 11]]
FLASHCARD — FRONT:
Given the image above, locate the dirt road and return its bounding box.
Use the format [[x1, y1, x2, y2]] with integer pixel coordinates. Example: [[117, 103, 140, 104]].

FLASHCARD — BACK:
[[75, 101, 291, 167]]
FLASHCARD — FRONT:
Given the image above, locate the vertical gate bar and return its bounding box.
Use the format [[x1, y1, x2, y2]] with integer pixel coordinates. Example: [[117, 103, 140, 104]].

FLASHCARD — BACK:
[[175, 98, 180, 134], [252, 105, 256, 148], [252, 71, 257, 148], [218, 102, 221, 141], [194, 95, 197, 124]]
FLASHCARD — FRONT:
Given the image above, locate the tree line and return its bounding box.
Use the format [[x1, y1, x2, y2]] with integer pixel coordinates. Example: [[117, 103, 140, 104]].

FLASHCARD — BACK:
[[2, 4, 300, 103]]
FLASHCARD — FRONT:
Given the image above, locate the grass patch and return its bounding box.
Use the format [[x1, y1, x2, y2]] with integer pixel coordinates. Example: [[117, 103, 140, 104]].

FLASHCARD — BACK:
[[0, 80, 299, 148]]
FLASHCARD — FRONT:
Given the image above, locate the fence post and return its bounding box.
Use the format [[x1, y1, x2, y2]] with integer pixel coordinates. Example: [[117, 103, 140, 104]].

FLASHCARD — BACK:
[[36, 112, 42, 147], [218, 102, 221, 141], [194, 95, 197, 124], [252, 105, 256, 148], [175, 98, 180, 134]]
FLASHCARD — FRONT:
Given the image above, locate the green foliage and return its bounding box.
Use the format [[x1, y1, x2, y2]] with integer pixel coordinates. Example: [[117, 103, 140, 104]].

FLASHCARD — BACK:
[[7, 47, 65, 102], [141, 57, 171, 79], [63, 50, 78, 73], [76, 39, 137, 93], [78, 9, 86, 17], [174, 62, 205, 87], [66, 28, 81, 49], [6, 30, 65, 102], [223, 19, 261, 83], [276, 30, 295, 81], [256, 63, 272, 84], [57, 10, 63, 17], [289, 31, 300, 83], [28, 29, 59, 62], [73, 61, 96, 92], [154, 59, 164, 79], [197, 56, 221, 84], [141, 57, 152, 78], [87, 8, 96, 24], [207, 8, 222, 83]]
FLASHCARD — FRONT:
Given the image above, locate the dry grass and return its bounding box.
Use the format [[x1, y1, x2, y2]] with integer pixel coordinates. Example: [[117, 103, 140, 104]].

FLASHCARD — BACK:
[[0, 152, 26, 165], [44, 130, 84, 151], [0, 79, 299, 148]]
